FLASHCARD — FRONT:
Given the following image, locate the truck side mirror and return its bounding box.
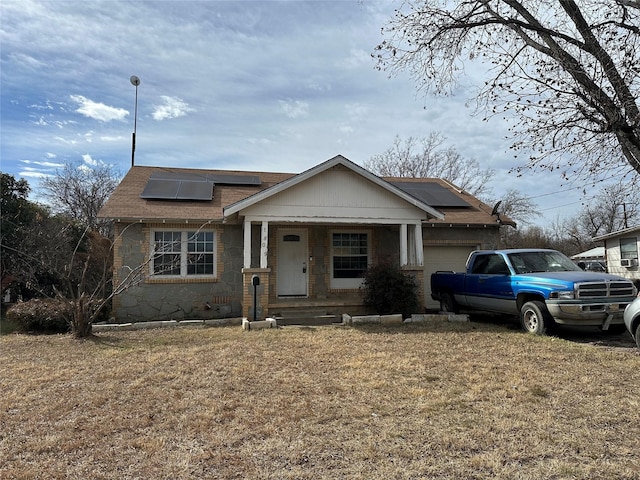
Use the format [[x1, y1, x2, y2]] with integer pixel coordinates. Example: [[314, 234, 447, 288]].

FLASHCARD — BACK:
[[252, 275, 260, 287]]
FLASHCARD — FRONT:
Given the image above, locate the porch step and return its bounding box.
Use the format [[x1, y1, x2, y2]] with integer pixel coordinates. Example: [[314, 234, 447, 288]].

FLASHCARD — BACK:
[[273, 308, 341, 326]]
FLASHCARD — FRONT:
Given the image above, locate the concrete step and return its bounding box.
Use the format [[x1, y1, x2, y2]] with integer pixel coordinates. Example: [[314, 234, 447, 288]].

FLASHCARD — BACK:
[[274, 312, 341, 326]]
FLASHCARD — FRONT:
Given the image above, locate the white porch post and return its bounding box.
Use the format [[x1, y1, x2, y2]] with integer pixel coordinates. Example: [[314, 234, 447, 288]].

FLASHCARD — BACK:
[[260, 221, 269, 268], [414, 222, 424, 266], [243, 219, 252, 268], [400, 223, 408, 266]]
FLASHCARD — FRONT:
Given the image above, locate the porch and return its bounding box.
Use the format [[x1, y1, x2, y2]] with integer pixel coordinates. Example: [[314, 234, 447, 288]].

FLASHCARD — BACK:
[[240, 223, 426, 320]]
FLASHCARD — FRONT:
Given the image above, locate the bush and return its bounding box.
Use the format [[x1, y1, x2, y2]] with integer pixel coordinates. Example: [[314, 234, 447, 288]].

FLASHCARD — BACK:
[[361, 263, 420, 318], [6, 298, 71, 333]]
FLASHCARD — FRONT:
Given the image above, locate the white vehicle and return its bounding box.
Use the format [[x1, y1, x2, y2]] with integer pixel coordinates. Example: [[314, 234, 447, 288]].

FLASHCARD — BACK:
[[623, 293, 640, 349]]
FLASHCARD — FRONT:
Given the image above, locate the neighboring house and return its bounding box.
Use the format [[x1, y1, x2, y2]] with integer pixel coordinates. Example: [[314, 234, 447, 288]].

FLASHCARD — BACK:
[[571, 246, 605, 263], [98, 155, 513, 322], [592, 226, 640, 287]]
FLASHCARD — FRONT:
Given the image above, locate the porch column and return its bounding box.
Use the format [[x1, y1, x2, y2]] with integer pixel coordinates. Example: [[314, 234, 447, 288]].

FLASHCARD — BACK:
[[414, 222, 424, 266], [260, 221, 269, 268], [243, 219, 252, 268], [400, 223, 408, 266]]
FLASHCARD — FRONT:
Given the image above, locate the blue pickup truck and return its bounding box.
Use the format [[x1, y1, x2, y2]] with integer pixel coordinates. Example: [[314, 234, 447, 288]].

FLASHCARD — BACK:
[[431, 249, 638, 334]]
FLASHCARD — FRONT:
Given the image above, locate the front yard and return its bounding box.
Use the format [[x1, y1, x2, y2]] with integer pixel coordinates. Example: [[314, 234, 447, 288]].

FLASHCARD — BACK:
[[1, 320, 639, 479]]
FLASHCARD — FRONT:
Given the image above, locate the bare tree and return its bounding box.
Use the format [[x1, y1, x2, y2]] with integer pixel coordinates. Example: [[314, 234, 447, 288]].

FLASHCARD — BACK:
[[486, 188, 540, 245], [577, 181, 639, 236], [60, 224, 148, 338], [374, 1, 640, 182], [500, 225, 550, 249], [539, 179, 640, 256], [365, 133, 494, 198], [41, 162, 121, 237], [64, 221, 216, 337], [491, 189, 541, 227]]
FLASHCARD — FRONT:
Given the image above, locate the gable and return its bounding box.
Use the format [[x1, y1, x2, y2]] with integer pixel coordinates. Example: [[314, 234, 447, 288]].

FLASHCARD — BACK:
[[237, 164, 433, 222]]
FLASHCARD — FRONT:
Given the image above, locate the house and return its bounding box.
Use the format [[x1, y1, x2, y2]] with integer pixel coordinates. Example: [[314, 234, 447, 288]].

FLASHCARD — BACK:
[[98, 155, 513, 323], [592, 226, 640, 288], [571, 246, 605, 263]]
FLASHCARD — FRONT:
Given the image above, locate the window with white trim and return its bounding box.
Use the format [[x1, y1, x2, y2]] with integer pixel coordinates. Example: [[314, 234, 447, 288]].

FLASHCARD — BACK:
[[331, 231, 369, 288], [152, 230, 216, 277], [620, 237, 638, 260]]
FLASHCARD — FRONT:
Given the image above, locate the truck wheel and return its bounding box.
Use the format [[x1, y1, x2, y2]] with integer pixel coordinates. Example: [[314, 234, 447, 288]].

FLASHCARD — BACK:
[[520, 301, 552, 335], [440, 293, 459, 314]]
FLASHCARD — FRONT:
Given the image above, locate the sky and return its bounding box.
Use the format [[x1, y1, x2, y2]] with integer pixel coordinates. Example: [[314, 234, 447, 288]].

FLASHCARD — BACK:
[[1, 0, 594, 227]]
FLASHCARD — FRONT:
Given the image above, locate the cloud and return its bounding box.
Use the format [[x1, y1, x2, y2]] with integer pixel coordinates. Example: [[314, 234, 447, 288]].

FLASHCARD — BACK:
[[18, 167, 54, 179], [82, 154, 98, 166], [152, 96, 195, 121], [54, 136, 78, 146], [20, 159, 64, 168], [344, 103, 370, 120], [307, 82, 332, 93], [28, 101, 54, 110], [8, 52, 45, 70], [70, 95, 128, 122], [279, 99, 309, 119], [343, 48, 372, 70], [100, 135, 125, 142]]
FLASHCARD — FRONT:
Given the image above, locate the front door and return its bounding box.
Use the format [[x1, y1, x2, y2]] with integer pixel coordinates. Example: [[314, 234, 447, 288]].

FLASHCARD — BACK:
[[277, 229, 308, 296]]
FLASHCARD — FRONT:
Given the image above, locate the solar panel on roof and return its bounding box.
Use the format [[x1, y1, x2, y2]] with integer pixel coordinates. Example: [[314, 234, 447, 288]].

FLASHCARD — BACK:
[[391, 181, 470, 207], [148, 171, 261, 185], [141, 175, 214, 201], [209, 174, 261, 186], [140, 179, 182, 199], [140, 170, 261, 200], [176, 180, 214, 200], [149, 171, 214, 182]]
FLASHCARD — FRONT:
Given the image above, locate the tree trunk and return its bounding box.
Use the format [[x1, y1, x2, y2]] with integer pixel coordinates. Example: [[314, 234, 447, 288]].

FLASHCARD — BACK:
[[71, 294, 93, 338], [617, 130, 640, 176]]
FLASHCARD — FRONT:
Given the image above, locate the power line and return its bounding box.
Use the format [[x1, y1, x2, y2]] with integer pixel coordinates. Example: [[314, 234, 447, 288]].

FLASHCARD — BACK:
[[539, 200, 584, 212], [519, 171, 631, 202]]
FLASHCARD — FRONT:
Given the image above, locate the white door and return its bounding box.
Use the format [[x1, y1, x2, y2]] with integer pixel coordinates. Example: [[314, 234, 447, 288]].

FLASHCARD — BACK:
[[423, 245, 476, 310], [277, 229, 308, 296]]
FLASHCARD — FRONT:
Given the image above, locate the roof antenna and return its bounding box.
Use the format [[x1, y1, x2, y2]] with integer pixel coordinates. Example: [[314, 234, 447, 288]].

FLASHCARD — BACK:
[[130, 75, 140, 167]]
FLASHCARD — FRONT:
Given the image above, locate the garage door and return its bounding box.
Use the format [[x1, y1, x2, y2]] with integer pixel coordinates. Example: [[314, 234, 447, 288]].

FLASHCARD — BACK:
[[423, 245, 476, 310]]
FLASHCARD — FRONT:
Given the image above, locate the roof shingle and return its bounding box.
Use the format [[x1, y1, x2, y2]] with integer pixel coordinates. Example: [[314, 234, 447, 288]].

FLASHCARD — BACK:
[[98, 165, 513, 227]]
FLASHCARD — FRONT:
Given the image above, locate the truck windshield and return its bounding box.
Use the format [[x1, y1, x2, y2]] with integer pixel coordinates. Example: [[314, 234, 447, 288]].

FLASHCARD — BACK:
[[507, 251, 583, 274]]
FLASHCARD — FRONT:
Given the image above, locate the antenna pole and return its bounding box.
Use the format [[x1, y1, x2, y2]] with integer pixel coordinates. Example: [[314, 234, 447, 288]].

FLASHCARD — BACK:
[[130, 76, 140, 167]]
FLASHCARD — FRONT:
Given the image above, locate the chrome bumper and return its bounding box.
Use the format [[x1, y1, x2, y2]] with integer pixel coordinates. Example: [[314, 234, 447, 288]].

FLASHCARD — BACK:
[[546, 301, 630, 327]]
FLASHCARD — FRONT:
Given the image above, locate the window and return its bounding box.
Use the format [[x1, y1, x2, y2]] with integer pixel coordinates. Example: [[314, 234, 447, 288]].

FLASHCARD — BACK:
[[507, 251, 580, 274], [620, 237, 638, 260], [471, 254, 510, 275], [152, 231, 215, 277], [153, 231, 182, 275], [331, 232, 369, 288]]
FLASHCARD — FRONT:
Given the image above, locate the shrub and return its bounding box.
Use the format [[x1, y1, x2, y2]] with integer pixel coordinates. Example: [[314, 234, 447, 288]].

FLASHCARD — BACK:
[[361, 262, 420, 318], [6, 298, 71, 333]]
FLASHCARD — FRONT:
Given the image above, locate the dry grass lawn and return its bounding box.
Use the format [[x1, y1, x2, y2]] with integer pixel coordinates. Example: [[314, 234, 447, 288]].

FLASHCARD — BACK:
[[1, 319, 639, 479]]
